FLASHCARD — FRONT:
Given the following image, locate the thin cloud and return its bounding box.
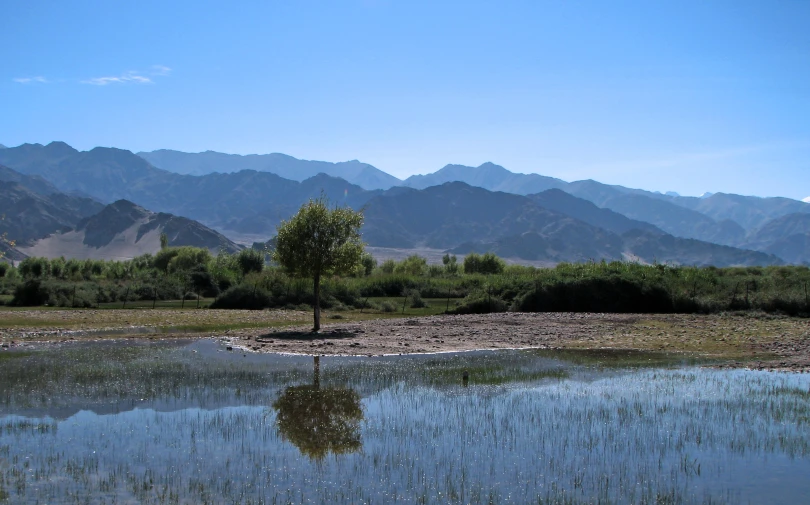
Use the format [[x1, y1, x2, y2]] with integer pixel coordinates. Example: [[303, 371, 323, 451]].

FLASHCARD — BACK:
[[13, 76, 48, 84], [82, 71, 153, 86], [151, 65, 171, 76], [803, 196, 810, 203]]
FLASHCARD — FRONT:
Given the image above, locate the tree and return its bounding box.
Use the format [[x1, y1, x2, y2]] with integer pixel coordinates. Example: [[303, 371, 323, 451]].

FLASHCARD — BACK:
[[273, 196, 364, 331]]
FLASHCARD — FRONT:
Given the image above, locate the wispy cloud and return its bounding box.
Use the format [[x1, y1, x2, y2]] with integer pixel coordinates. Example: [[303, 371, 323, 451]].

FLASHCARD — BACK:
[[151, 65, 171, 76], [81, 65, 171, 86], [82, 71, 153, 86], [13, 76, 48, 84], [803, 196, 810, 203]]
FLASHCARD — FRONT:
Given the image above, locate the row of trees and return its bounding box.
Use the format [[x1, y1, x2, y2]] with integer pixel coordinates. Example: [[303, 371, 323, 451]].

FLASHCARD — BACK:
[[2, 197, 810, 325]]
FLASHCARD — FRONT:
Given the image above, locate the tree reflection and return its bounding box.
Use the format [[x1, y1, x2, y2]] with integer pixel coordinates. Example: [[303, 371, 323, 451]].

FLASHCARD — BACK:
[[273, 356, 363, 460]]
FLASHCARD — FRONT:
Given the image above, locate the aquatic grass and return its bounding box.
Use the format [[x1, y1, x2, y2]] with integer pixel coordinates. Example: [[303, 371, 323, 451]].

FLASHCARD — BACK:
[[0, 343, 809, 503]]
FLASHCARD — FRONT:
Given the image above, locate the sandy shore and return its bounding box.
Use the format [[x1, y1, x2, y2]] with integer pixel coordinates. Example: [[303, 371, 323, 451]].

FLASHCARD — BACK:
[[2, 311, 809, 371]]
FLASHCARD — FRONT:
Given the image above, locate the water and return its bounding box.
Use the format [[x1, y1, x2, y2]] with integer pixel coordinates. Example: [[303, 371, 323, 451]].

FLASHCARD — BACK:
[[0, 340, 808, 504]]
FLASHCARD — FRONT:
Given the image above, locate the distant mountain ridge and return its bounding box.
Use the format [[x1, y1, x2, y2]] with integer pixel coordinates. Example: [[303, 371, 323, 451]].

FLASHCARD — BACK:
[[403, 162, 567, 195], [364, 182, 781, 267], [0, 141, 805, 266], [138, 149, 402, 190]]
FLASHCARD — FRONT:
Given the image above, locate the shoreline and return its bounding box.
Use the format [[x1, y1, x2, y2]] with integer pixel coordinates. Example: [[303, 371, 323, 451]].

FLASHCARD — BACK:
[[3, 311, 807, 371]]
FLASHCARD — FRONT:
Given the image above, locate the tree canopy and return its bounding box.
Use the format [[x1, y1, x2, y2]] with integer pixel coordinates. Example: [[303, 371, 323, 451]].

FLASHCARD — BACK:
[[273, 196, 364, 330]]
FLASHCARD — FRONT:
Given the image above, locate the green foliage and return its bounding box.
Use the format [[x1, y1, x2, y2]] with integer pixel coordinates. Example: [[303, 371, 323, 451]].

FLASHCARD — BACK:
[[378, 300, 398, 313], [273, 196, 365, 329], [379, 259, 396, 274], [407, 289, 429, 308], [209, 284, 272, 310], [168, 247, 212, 274], [236, 248, 265, 276], [394, 255, 428, 276], [273, 197, 365, 279], [18, 257, 50, 278], [464, 252, 506, 275], [3, 250, 810, 317], [360, 252, 376, 276], [443, 253, 460, 275]]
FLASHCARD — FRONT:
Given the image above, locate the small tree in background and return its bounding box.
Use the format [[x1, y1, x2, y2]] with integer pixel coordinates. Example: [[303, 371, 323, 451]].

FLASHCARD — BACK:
[[273, 196, 364, 331]]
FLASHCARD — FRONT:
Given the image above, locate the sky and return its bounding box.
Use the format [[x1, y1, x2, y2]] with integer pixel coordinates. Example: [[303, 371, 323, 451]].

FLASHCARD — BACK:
[[2, 0, 809, 199]]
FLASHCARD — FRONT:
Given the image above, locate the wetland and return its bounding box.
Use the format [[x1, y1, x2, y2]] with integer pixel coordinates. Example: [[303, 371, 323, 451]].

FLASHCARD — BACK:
[[1, 331, 809, 504]]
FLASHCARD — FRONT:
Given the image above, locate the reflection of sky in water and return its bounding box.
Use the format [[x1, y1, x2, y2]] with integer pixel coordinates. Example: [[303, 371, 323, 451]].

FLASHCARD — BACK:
[[1, 342, 809, 504]]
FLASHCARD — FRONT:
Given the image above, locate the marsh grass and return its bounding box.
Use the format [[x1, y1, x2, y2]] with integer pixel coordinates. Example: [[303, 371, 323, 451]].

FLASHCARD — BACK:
[[1, 343, 809, 504]]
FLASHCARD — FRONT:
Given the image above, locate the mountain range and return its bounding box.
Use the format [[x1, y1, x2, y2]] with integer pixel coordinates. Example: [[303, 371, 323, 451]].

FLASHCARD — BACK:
[[0, 141, 807, 266], [138, 149, 401, 190]]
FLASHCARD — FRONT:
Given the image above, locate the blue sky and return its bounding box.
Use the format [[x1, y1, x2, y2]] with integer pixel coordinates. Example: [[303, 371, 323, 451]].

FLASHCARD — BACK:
[[3, 0, 809, 199]]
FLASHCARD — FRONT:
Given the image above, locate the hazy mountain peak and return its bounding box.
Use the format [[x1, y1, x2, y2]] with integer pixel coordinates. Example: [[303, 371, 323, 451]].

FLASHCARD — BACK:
[[803, 197, 810, 203], [0, 143, 6, 149], [44, 141, 78, 156]]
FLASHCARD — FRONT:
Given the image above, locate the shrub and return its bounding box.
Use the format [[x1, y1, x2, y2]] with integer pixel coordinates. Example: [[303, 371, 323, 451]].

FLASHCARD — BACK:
[[408, 289, 429, 308], [512, 278, 674, 313], [451, 292, 508, 314], [379, 300, 398, 313], [210, 284, 272, 310]]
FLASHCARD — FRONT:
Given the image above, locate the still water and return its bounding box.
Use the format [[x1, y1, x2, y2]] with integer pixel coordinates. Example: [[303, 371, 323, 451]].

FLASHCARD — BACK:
[[1, 340, 808, 504]]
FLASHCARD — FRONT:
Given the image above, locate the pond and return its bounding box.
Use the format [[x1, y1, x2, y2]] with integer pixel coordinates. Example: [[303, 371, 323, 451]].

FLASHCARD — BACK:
[[1, 340, 808, 504]]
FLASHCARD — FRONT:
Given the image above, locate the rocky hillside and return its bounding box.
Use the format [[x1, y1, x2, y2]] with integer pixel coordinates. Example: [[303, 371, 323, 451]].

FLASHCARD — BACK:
[[19, 200, 242, 260]]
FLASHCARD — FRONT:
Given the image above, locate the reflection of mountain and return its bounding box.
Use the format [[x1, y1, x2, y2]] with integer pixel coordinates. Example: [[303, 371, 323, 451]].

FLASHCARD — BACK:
[[273, 357, 363, 460]]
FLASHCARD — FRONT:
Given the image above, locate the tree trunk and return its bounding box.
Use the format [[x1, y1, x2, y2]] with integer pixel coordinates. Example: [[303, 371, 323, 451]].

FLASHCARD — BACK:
[[313, 272, 321, 332]]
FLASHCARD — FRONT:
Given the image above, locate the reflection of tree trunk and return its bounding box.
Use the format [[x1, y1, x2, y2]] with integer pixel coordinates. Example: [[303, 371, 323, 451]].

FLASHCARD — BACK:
[[313, 356, 320, 389], [313, 272, 321, 331]]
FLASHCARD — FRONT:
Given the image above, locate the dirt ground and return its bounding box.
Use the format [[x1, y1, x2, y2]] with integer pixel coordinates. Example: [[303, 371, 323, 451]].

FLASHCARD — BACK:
[[2, 311, 809, 372], [220, 312, 810, 371]]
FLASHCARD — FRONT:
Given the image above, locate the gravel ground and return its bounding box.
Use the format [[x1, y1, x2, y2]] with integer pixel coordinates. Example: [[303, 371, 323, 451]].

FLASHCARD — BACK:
[[224, 312, 810, 371], [2, 311, 808, 371]]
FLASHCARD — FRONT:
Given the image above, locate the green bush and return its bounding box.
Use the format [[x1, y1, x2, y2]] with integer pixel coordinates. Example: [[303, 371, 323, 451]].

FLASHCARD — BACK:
[[210, 284, 272, 310], [512, 278, 674, 313], [379, 300, 398, 313], [451, 292, 508, 314], [408, 289, 429, 308]]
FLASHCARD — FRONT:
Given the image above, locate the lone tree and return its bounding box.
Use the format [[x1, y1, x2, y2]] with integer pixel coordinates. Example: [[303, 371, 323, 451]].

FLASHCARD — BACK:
[[273, 196, 364, 331]]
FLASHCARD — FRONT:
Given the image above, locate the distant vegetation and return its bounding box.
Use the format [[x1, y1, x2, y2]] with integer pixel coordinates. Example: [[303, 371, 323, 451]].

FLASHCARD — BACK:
[[1, 249, 809, 317]]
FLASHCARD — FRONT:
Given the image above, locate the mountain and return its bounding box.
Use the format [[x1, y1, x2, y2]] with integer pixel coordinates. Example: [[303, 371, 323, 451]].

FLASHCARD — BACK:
[[0, 144, 7, 149], [0, 141, 803, 266], [403, 162, 567, 194], [0, 143, 378, 237], [619, 230, 782, 267], [451, 229, 781, 267], [0, 141, 78, 174], [562, 181, 745, 246], [0, 163, 62, 196], [670, 193, 810, 231], [361, 182, 617, 251], [363, 182, 780, 267], [743, 213, 810, 264], [19, 200, 241, 260], [0, 181, 104, 247], [137, 149, 402, 190], [527, 189, 664, 236]]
